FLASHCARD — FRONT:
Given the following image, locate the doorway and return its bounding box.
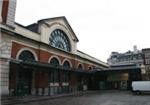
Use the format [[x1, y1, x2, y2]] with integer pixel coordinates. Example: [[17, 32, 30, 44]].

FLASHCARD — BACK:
[[17, 70, 32, 96]]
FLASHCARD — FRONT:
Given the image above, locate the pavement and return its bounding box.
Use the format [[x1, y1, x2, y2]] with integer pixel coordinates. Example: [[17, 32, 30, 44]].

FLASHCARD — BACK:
[[1, 91, 97, 105], [1, 90, 150, 105]]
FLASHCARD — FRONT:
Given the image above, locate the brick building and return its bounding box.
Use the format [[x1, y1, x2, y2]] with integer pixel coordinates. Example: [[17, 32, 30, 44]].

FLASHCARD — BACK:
[[0, 0, 108, 96]]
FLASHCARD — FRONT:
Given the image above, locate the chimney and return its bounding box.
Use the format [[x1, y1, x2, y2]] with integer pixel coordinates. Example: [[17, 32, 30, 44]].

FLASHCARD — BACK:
[[1, 0, 17, 28]]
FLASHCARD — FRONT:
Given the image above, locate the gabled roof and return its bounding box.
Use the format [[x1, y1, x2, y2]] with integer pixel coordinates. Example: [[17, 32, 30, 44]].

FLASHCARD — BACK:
[[26, 16, 79, 42]]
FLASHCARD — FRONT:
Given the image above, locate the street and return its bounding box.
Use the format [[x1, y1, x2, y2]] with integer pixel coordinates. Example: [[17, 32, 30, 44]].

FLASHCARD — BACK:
[[17, 91, 150, 105]]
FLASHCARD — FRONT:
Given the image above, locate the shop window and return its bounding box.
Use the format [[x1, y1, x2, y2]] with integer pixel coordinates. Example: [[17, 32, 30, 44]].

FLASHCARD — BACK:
[[49, 71, 59, 83], [50, 71, 54, 83], [62, 61, 70, 82], [62, 72, 69, 82], [49, 57, 60, 83], [54, 71, 59, 82]]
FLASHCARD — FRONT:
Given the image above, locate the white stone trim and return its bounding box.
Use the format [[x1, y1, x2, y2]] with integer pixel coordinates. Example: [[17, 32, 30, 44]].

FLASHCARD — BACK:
[[16, 47, 38, 61], [40, 21, 75, 53], [62, 82, 69, 86], [15, 24, 40, 41], [62, 58, 72, 67], [49, 83, 59, 86], [48, 55, 61, 65]]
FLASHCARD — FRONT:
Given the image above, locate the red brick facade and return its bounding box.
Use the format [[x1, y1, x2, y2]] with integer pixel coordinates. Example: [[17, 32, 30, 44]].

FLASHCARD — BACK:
[[11, 42, 93, 69], [10, 42, 94, 90]]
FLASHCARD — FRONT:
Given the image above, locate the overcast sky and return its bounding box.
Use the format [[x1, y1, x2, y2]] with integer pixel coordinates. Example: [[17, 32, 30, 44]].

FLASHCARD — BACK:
[[15, 0, 150, 62]]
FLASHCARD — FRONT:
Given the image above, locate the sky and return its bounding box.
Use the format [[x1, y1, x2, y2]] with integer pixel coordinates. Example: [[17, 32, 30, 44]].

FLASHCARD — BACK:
[[15, 0, 150, 62]]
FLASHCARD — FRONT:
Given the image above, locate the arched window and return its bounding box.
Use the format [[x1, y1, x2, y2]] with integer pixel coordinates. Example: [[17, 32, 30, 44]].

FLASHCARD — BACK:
[[49, 57, 60, 83], [18, 50, 35, 61], [63, 61, 70, 68], [88, 67, 92, 70], [49, 29, 71, 52], [50, 57, 60, 66], [62, 60, 70, 84], [78, 64, 83, 70]]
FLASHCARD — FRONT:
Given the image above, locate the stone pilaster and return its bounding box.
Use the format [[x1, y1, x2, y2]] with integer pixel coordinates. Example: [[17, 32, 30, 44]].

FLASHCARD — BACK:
[[0, 37, 12, 95], [7, 0, 16, 27]]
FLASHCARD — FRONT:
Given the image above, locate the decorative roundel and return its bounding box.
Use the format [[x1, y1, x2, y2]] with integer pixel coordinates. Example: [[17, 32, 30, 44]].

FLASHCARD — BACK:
[[49, 29, 71, 52]]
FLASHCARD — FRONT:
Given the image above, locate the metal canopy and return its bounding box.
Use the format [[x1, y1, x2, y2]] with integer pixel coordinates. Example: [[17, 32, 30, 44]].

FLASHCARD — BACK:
[[95, 66, 141, 74], [10, 60, 95, 74]]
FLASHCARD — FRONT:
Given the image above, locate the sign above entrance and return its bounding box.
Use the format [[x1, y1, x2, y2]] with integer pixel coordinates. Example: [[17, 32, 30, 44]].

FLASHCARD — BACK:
[[107, 73, 128, 81]]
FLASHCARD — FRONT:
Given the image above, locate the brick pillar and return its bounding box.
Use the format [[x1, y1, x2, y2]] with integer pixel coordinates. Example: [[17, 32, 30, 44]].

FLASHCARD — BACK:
[[1, 0, 9, 23], [1, 0, 16, 27]]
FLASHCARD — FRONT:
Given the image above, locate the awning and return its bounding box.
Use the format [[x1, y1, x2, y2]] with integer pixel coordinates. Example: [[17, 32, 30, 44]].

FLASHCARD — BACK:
[[10, 60, 96, 74]]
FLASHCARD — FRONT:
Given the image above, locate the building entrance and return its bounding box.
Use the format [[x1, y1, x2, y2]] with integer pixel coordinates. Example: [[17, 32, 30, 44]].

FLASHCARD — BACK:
[[17, 70, 32, 96]]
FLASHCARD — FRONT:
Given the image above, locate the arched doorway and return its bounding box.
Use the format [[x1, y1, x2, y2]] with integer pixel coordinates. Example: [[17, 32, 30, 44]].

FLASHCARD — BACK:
[[63, 60, 71, 68], [77, 64, 84, 91], [17, 50, 36, 96], [49, 57, 60, 95], [78, 64, 83, 70], [62, 60, 71, 93]]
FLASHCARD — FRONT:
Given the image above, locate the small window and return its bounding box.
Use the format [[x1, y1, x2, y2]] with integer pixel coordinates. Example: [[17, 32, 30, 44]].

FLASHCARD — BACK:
[[50, 57, 60, 66], [63, 61, 70, 68], [78, 64, 83, 70]]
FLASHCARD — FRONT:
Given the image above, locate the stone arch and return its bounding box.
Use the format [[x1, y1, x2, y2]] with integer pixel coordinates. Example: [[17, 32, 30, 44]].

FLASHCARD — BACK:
[[16, 47, 38, 61], [48, 23, 74, 52], [62, 58, 72, 68], [77, 63, 84, 70], [49, 29, 71, 52], [49, 55, 61, 66]]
